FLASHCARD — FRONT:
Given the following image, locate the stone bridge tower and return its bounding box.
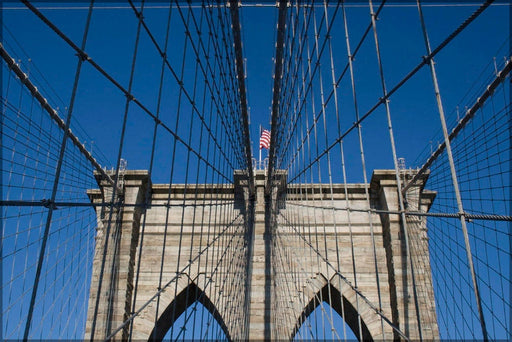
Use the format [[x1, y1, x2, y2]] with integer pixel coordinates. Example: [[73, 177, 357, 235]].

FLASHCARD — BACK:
[[85, 169, 438, 340]]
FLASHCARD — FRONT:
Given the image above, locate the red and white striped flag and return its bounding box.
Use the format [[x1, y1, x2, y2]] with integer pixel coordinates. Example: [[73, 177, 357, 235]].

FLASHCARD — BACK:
[[259, 129, 271, 149]]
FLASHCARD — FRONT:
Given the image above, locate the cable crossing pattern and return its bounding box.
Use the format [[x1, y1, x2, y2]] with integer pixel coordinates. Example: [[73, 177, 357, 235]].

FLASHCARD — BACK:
[[1, 1, 510, 341]]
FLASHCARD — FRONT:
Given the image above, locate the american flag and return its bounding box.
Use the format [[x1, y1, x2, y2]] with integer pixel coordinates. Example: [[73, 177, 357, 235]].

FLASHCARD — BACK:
[[259, 129, 271, 149]]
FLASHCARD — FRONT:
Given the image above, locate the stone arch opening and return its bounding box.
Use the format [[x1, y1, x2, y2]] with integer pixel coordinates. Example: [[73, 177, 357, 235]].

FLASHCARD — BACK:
[[291, 282, 373, 341], [148, 282, 231, 341]]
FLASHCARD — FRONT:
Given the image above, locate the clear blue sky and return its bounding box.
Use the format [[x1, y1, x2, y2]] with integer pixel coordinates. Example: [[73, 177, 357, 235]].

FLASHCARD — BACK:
[[2, 2, 509, 184], [1, 1, 510, 340]]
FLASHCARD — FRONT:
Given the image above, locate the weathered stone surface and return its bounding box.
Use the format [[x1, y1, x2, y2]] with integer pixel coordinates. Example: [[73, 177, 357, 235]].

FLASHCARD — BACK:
[[85, 169, 438, 341]]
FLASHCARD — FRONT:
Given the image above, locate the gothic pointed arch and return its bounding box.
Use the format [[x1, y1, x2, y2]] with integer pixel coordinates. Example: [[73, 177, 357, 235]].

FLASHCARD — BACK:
[[148, 282, 231, 341], [291, 282, 373, 341]]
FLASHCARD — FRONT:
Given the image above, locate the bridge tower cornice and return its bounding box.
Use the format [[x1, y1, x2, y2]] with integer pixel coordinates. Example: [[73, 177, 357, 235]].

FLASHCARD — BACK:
[[85, 169, 438, 341]]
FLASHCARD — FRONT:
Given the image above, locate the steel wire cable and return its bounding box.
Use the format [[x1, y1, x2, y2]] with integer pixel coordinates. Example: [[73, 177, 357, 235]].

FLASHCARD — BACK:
[[2, 0, 510, 340]]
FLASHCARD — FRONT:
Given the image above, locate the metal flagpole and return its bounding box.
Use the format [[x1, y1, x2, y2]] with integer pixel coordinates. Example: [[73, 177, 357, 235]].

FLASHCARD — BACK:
[[259, 125, 262, 169]]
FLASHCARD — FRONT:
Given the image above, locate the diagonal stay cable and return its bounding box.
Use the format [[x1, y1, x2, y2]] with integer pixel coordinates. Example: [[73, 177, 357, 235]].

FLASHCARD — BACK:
[[103, 213, 244, 341], [203, 2, 247, 166], [20, 1, 95, 339], [402, 56, 512, 194], [277, 211, 410, 341], [20, 0, 232, 183], [0, 43, 114, 187], [281, 1, 387, 173], [229, 1, 254, 194], [281, 0, 382, 172], [288, 0, 495, 183], [126, 0, 243, 171], [267, 0, 288, 194]]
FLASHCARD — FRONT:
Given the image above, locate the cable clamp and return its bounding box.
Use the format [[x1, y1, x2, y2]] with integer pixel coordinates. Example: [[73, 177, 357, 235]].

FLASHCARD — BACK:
[[460, 211, 473, 222], [76, 51, 89, 62], [422, 55, 433, 65], [379, 96, 389, 104], [41, 199, 57, 210]]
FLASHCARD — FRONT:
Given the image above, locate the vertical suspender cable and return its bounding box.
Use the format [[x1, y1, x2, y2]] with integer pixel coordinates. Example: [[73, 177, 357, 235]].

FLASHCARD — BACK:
[[368, 0, 424, 339], [90, 0, 146, 338], [230, 0, 254, 195], [340, 2, 386, 338], [127, 1, 173, 339], [267, 0, 288, 194], [416, 1, 489, 340], [163, 5, 191, 339], [323, 1, 360, 339], [21, 1, 95, 340]]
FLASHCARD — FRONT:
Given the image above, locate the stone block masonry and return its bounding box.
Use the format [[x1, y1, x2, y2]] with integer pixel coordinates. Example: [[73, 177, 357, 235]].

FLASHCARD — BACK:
[[85, 169, 438, 341]]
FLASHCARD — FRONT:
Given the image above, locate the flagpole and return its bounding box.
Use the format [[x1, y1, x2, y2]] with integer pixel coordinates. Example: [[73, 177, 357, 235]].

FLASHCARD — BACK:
[[258, 125, 262, 169]]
